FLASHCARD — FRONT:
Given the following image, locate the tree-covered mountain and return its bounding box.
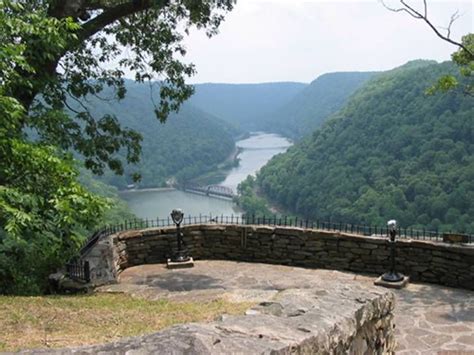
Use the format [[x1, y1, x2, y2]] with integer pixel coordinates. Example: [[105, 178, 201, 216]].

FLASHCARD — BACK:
[[262, 72, 376, 140], [80, 81, 239, 189], [256, 60, 474, 233], [188, 82, 307, 130]]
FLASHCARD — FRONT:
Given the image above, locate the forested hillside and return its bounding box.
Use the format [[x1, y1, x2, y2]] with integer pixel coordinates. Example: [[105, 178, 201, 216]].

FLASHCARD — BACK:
[[188, 82, 306, 130], [78, 169, 136, 225], [81, 81, 238, 189], [257, 60, 474, 233], [262, 72, 376, 139]]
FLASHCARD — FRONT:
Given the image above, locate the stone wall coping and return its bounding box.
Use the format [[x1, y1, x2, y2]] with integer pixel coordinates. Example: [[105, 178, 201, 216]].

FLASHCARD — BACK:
[[397, 238, 474, 251]]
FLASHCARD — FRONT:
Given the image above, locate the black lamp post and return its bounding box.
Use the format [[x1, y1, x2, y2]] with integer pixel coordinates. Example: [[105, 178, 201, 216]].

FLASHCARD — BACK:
[[381, 219, 404, 282], [170, 209, 191, 263]]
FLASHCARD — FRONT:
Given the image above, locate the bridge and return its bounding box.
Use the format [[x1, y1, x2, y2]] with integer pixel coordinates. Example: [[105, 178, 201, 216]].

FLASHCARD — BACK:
[[182, 184, 234, 199]]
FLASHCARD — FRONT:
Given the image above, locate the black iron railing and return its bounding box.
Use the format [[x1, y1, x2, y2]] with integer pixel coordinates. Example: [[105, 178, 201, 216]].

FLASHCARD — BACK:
[[81, 214, 474, 253], [65, 260, 90, 283]]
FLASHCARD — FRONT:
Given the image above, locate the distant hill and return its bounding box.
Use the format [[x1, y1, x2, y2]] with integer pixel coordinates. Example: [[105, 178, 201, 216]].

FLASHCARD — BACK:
[[77, 81, 238, 189], [256, 60, 474, 233], [262, 71, 376, 139], [188, 82, 307, 130]]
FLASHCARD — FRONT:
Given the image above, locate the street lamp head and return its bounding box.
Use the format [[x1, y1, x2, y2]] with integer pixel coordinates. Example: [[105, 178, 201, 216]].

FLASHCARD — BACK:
[[387, 219, 397, 232], [171, 209, 184, 225]]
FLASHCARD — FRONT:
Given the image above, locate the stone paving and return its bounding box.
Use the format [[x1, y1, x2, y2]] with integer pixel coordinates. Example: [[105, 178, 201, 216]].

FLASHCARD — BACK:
[[98, 260, 474, 354]]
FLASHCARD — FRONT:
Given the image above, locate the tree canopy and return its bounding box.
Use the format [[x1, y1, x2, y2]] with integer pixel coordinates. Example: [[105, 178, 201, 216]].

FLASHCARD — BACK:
[[429, 33, 474, 96], [382, 0, 473, 96], [0, 0, 234, 294], [4, 0, 235, 175]]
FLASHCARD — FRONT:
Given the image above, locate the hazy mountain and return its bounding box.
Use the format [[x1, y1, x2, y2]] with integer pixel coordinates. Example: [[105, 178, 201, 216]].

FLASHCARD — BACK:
[[262, 71, 377, 139], [188, 82, 307, 130]]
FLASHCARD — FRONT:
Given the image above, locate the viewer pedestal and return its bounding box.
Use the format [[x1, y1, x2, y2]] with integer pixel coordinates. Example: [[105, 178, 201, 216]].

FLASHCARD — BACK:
[[374, 275, 409, 289], [167, 257, 194, 269]]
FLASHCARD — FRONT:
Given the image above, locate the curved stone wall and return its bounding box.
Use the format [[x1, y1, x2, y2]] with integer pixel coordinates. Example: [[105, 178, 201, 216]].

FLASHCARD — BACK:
[[85, 224, 474, 290]]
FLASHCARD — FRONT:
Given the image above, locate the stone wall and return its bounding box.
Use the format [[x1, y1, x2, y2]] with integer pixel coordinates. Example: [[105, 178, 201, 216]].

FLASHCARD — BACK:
[[88, 224, 474, 290], [81, 235, 117, 286]]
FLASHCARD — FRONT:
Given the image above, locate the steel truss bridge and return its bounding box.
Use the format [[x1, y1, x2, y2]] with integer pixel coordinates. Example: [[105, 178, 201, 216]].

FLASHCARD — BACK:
[[183, 184, 234, 199]]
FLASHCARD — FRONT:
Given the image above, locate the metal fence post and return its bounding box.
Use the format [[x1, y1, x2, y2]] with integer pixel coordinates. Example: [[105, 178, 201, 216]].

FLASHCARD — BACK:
[[84, 261, 91, 283]]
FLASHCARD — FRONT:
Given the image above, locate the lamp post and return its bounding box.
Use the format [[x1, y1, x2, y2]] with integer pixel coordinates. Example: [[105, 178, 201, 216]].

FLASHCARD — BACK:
[[170, 209, 191, 263], [381, 219, 404, 282]]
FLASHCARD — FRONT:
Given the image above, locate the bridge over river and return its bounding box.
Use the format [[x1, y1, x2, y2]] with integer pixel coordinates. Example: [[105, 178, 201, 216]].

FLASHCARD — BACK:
[[182, 184, 234, 199]]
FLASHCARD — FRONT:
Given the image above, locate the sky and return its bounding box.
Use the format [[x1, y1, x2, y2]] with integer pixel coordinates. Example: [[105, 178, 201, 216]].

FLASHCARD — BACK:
[[178, 0, 473, 84]]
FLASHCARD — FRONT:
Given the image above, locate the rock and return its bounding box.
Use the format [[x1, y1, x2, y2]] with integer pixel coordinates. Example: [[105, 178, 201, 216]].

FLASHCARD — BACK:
[[58, 277, 93, 294], [252, 301, 284, 316], [48, 271, 65, 293], [22, 286, 396, 354]]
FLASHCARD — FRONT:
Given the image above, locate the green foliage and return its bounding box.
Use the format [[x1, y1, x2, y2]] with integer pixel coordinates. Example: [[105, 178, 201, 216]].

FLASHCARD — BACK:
[[0, 0, 235, 294], [0, 0, 109, 294], [78, 169, 136, 226], [262, 72, 376, 140], [235, 176, 272, 217], [3, 0, 235, 175], [428, 34, 474, 96], [257, 61, 474, 233], [0, 141, 107, 295], [79, 81, 239, 189]]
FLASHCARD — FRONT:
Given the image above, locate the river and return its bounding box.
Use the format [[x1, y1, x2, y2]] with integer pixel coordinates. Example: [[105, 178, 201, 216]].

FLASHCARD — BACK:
[[120, 132, 292, 219]]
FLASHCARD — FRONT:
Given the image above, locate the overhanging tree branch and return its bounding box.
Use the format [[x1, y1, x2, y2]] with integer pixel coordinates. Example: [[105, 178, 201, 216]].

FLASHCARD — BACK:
[[443, 10, 460, 39], [6, 0, 234, 176], [381, 0, 474, 59], [79, 0, 169, 41]]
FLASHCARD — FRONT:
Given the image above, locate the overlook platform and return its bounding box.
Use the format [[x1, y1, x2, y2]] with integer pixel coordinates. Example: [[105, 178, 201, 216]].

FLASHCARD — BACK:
[[59, 223, 474, 353], [99, 260, 474, 354]]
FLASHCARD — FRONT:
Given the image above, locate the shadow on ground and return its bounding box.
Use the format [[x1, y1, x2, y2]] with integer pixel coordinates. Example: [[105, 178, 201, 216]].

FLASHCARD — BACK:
[[135, 272, 225, 292], [395, 283, 474, 323]]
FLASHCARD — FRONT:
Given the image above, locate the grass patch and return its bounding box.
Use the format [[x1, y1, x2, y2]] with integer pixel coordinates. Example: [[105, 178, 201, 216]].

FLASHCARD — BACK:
[[0, 293, 252, 352]]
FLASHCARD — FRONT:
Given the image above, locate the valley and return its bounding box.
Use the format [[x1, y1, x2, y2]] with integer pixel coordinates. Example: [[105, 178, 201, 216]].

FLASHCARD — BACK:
[[2, 2, 473, 353], [86, 61, 473, 235], [120, 132, 292, 219]]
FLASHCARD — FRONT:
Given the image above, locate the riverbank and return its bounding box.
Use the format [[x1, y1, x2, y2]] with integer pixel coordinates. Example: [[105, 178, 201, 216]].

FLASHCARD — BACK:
[[188, 145, 243, 186], [119, 187, 176, 194]]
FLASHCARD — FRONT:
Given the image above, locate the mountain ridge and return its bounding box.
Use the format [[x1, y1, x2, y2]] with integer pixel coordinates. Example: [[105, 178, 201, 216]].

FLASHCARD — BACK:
[[255, 60, 474, 233], [260, 71, 377, 139]]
